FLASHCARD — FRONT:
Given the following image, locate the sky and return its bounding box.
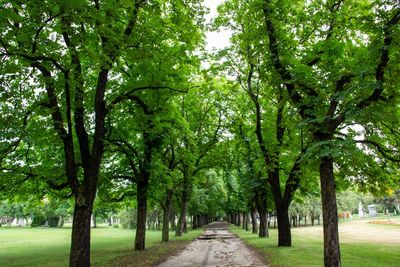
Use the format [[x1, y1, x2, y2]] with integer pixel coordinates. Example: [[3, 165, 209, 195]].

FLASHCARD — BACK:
[[203, 0, 232, 51]]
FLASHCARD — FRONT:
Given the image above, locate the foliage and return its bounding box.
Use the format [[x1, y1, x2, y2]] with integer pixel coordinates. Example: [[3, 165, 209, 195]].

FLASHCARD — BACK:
[[117, 208, 137, 229]]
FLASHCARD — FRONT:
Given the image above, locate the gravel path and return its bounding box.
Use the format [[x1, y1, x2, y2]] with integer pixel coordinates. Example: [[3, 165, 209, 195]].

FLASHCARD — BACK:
[[156, 222, 267, 267]]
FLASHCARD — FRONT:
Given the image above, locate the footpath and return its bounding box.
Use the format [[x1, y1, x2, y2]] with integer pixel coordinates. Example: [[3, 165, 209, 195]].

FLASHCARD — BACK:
[[157, 222, 267, 267]]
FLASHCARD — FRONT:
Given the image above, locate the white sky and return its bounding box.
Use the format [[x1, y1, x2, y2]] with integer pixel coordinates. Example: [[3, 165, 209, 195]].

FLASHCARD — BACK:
[[203, 0, 232, 51]]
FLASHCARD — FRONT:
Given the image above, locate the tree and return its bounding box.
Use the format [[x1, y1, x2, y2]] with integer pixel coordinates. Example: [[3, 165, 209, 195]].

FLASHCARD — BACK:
[[233, 118, 270, 237], [174, 78, 227, 236], [1, 0, 148, 264], [261, 1, 400, 265], [0, 0, 204, 263], [215, 0, 310, 246]]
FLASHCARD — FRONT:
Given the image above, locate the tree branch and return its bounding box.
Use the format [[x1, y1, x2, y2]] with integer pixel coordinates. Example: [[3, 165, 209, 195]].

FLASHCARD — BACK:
[[354, 139, 400, 163], [47, 180, 70, 191], [356, 10, 400, 110]]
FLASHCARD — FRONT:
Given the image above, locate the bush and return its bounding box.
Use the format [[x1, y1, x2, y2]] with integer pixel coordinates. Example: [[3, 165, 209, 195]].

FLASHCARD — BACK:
[[47, 216, 59, 227], [31, 215, 45, 227], [118, 209, 136, 229]]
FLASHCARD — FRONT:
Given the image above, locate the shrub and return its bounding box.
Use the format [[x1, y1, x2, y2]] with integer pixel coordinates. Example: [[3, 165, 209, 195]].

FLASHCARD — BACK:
[[31, 215, 45, 227], [47, 216, 59, 227], [118, 209, 136, 229]]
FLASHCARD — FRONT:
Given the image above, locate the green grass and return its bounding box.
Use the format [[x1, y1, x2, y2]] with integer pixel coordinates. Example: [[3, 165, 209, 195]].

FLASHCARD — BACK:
[[230, 226, 400, 267], [0, 226, 202, 267]]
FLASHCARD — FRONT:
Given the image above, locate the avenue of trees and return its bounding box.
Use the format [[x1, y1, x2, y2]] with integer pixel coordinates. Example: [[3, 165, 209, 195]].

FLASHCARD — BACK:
[[1, 1, 399, 267]]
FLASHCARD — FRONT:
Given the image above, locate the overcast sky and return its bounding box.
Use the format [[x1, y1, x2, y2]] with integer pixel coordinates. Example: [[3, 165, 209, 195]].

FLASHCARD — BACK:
[[203, 0, 232, 51]]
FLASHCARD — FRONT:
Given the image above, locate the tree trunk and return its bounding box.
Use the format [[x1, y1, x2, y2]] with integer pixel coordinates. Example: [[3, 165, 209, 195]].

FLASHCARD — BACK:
[[258, 209, 268, 238], [57, 215, 64, 228], [311, 212, 315, 226], [192, 215, 197, 229], [69, 203, 93, 267], [176, 166, 189, 236], [176, 198, 187, 236], [251, 208, 258, 234], [245, 213, 250, 231], [242, 213, 246, 229], [92, 210, 97, 228], [276, 205, 291, 246], [134, 183, 148, 250], [184, 220, 187, 233], [320, 156, 341, 267], [257, 192, 268, 238], [170, 209, 176, 231], [162, 189, 173, 242]]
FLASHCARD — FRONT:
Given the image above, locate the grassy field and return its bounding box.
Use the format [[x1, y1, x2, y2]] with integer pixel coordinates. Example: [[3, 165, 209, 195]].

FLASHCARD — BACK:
[[0, 225, 202, 267], [231, 219, 400, 267]]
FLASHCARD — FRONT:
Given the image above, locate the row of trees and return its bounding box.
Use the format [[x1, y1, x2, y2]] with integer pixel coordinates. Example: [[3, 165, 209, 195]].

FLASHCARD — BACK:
[[0, 0, 218, 265], [1, 1, 399, 267], [213, 1, 400, 266]]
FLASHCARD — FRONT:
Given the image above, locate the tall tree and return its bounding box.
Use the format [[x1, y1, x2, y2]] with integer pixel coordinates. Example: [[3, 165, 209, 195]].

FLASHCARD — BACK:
[[261, 1, 400, 265], [1, 1, 147, 264], [0, 0, 204, 262], [216, 0, 309, 246]]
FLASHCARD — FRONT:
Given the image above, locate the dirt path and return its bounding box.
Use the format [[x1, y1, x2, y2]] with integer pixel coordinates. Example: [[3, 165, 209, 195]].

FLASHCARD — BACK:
[[156, 222, 267, 267]]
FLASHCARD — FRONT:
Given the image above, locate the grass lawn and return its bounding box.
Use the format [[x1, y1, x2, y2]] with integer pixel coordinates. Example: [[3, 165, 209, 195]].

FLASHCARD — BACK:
[[231, 224, 400, 267], [0, 225, 202, 267]]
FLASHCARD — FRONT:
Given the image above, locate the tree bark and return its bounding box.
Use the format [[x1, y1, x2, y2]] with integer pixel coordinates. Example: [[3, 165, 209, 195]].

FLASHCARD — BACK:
[[192, 215, 197, 229], [162, 189, 173, 242], [311, 212, 315, 226], [320, 156, 341, 267], [276, 204, 291, 245], [57, 215, 64, 228], [170, 211, 176, 231], [92, 210, 97, 228], [256, 191, 268, 238], [176, 167, 189, 236], [176, 198, 187, 236], [134, 182, 148, 250], [251, 207, 258, 234], [245, 213, 250, 231], [69, 202, 93, 267]]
